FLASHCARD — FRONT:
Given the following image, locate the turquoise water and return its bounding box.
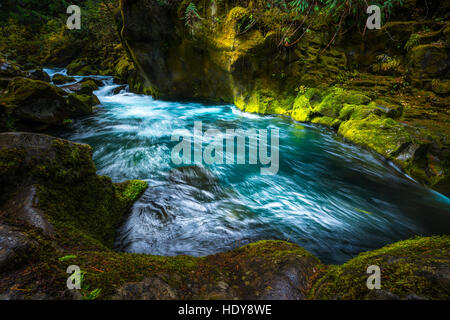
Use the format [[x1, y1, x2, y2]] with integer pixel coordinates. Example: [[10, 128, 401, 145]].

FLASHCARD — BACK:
[[47, 70, 450, 264]]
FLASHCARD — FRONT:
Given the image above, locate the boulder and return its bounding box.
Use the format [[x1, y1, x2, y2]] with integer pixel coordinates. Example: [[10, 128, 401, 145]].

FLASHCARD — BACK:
[[0, 132, 147, 247], [0, 59, 24, 78], [26, 69, 50, 82], [106, 240, 322, 300], [83, 77, 104, 87], [67, 93, 100, 117], [0, 58, 24, 89], [52, 74, 75, 85], [78, 80, 99, 95], [310, 236, 450, 300], [0, 77, 71, 127], [112, 85, 127, 95], [0, 78, 97, 131], [61, 79, 101, 95]]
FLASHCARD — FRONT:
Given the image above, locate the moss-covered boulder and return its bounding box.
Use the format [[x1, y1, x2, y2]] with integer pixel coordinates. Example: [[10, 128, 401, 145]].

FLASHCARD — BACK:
[[0, 78, 98, 131], [0, 77, 71, 130], [0, 132, 148, 248], [407, 44, 449, 81], [67, 93, 100, 117], [66, 59, 102, 76], [26, 69, 50, 82], [52, 74, 75, 85], [78, 79, 99, 95], [338, 115, 412, 158], [309, 236, 450, 300], [0, 58, 24, 79]]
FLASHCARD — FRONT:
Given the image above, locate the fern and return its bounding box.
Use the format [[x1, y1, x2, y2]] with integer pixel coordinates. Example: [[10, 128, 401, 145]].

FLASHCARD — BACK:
[[185, 2, 200, 29], [405, 33, 420, 51], [289, 0, 310, 13]]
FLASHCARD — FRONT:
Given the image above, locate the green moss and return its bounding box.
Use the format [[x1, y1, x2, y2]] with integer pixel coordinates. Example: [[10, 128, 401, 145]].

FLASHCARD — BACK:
[[35, 176, 147, 248], [291, 94, 312, 122], [79, 80, 99, 95], [1, 136, 148, 249], [55, 240, 318, 299], [309, 236, 450, 300], [1, 77, 66, 109], [52, 74, 74, 85], [311, 116, 341, 129], [114, 54, 135, 80], [66, 94, 97, 117], [313, 87, 371, 118], [338, 115, 412, 158]]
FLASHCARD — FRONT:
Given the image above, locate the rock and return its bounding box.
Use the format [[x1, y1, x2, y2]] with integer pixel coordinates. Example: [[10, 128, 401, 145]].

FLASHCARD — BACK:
[[78, 80, 98, 95], [67, 93, 100, 117], [0, 185, 54, 236], [0, 77, 98, 131], [66, 59, 101, 76], [310, 236, 450, 300], [52, 74, 75, 85], [431, 79, 450, 95], [0, 59, 23, 78], [60, 82, 82, 93], [0, 224, 37, 272], [0, 132, 148, 247], [0, 58, 24, 89], [0, 77, 71, 127], [112, 85, 127, 95], [108, 240, 321, 300], [112, 277, 178, 300], [407, 44, 449, 80], [338, 115, 412, 158], [83, 77, 104, 87], [26, 69, 50, 82], [374, 98, 404, 118], [61, 79, 101, 95]]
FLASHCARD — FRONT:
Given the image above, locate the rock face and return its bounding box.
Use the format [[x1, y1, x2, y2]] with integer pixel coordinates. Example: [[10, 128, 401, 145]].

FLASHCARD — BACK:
[[120, 0, 450, 195]]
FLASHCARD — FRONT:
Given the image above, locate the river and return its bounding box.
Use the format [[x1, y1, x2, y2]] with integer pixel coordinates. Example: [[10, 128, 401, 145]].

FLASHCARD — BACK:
[[46, 69, 450, 264]]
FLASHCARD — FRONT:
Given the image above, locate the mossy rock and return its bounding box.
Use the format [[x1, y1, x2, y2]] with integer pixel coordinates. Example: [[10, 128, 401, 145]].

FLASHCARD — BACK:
[[0, 132, 148, 248], [52, 74, 75, 85], [26, 69, 51, 82], [407, 44, 449, 80], [27, 240, 322, 300], [310, 236, 450, 300], [0, 58, 24, 78], [338, 115, 412, 158], [78, 80, 99, 95], [431, 79, 450, 96], [66, 93, 99, 117], [0, 77, 71, 129]]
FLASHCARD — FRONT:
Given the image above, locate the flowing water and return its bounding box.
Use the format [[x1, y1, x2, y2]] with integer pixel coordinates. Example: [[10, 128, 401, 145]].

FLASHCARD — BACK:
[[46, 69, 450, 264]]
